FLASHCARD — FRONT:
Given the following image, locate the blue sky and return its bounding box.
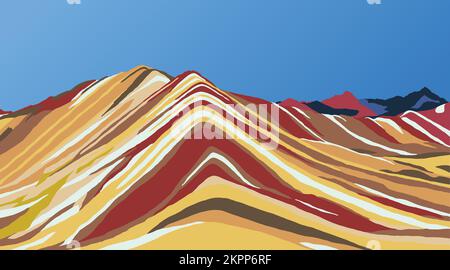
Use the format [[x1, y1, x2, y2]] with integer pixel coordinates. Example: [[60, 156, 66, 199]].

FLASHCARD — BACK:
[[1, 0, 449, 110]]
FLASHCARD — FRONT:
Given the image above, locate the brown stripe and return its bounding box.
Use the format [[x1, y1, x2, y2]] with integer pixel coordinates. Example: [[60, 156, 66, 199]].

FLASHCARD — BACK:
[[150, 198, 365, 249], [104, 70, 153, 115]]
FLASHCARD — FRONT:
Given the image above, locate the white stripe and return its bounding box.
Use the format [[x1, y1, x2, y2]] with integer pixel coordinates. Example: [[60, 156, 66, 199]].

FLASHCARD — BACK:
[[402, 110, 449, 135], [31, 159, 122, 229], [274, 103, 324, 141], [292, 106, 311, 119], [102, 222, 203, 250], [300, 242, 338, 250], [145, 73, 213, 117], [325, 115, 415, 156], [45, 116, 109, 162], [295, 199, 338, 216], [70, 77, 113, 108], [367, 117, 384, 128], [177, 83, 230, 102], [116, 146, 156, 189], [0, 195, 47, 219], [182, 152, 259, 188], [0, 182, 37, 199], [14, 232, 55, 250], [134, 74, 170, 93], [43, 205, 80, 230], [375, 118, 404, 134], [64, 153, 153, 245], [402, 117, 449, 147], [335, 115, 346, 122], [304, 139, 394, 165], [101, 149, 148, 192], [356, 184, 450, 217], [70, 80, 98, 102]]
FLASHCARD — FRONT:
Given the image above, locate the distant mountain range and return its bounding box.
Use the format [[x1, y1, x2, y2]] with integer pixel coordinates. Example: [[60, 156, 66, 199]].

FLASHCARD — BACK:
[[363, 87, 447, 116], [280, 87, 448, 118], [0, 66, 449, 250]]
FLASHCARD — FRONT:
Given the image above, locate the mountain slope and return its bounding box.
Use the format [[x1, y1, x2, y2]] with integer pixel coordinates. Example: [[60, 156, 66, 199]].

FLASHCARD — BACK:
[[0, 66, 449, 250], [418, 103, 450, 130]]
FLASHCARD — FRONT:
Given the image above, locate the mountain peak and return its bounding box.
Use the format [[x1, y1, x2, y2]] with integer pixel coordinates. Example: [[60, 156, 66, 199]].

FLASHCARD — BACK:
[[414, 87, 446, 101], [342, 90, 356, 97], [323, 91, 358, 104], [278, 98, 313, 111], [418, 87, 432, 94], [322, 91, 376, 117], [363, 87, 447, 116]]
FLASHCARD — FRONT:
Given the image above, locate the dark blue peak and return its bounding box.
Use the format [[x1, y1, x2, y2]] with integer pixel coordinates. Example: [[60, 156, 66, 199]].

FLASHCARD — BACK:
[[362, 87, 447, 116], [306, 101, 359, 116]]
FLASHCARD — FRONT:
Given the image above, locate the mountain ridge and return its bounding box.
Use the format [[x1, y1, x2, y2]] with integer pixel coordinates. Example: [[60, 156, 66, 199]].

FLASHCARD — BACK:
[[280, 87, 447, 118], [0, 65, 448, 250], [361, 87, 447, 116]]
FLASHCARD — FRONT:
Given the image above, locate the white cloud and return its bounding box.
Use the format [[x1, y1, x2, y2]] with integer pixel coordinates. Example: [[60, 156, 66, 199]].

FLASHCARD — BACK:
[[67, 0, 81, 5], [367, 0, 382, 4]]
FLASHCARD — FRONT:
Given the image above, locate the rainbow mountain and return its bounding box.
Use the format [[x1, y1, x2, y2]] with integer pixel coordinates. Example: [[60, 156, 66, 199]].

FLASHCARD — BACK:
[[0, 66, 449, 250]]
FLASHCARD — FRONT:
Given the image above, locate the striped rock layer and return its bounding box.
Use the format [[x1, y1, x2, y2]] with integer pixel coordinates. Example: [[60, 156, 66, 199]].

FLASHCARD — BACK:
[[0, 66, 449, 250]]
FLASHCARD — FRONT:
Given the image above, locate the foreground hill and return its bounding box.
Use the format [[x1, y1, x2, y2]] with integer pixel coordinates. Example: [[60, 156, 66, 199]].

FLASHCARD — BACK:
[[0, 66, 449, 250]]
